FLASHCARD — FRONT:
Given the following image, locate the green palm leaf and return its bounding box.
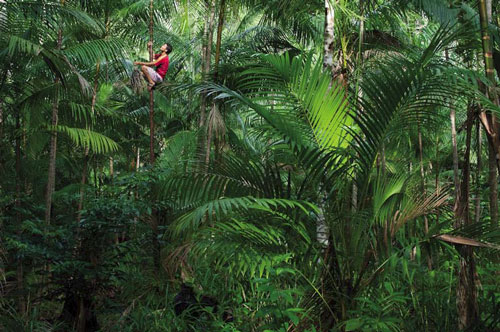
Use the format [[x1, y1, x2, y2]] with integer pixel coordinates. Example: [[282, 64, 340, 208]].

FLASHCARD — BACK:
[[172, 196, 317, 236], [54, 125, 119, 154]]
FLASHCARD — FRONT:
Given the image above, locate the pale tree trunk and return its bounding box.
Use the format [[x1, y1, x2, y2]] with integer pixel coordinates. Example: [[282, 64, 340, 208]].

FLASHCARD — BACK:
[[45, 0, 65, 225], [205, 0, 226, 165], [136, 147, 140, 170], [446, 50, 461, 210], [456, 106, 479, 330], [318, 0, 336, 251], [486, 0, 492, 20], [417, 118, 432, 269], [109, 157, 114, 179], [323, 0, 335, 75]]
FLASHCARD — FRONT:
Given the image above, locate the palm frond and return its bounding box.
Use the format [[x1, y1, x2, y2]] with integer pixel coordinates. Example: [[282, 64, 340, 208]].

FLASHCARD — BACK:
[[54, 125, 119, 154], [172, 196, 317, 236]]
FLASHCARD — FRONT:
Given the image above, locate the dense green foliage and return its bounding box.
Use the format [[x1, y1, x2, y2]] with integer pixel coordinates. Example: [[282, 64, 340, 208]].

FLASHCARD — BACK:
[[1, 0, 499, 331]]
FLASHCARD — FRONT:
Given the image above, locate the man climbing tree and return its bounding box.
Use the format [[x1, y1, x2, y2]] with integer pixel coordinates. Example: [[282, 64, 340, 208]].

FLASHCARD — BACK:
[[134, 42, 172, 90]]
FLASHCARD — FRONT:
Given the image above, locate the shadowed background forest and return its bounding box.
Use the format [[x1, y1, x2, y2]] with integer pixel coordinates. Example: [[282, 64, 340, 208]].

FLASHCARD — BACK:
[[0, 0, 499, 331]]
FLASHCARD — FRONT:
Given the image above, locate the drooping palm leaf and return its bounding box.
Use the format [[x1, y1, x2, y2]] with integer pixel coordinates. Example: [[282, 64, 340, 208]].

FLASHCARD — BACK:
[[54, 125, 119, 154]]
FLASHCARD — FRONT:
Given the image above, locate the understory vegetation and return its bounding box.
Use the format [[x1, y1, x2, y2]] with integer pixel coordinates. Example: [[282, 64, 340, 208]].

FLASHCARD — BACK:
[[0, 0, 499, 331]]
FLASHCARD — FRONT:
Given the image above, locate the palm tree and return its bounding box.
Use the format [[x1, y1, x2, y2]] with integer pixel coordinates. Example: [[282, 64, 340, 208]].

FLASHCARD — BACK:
[[2, 1, 500, 330]]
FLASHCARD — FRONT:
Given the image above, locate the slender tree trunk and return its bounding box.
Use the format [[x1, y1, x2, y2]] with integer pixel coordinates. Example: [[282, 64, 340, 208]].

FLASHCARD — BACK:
[[213, 0, 225, 81], [450, 104, 460, 212], [200, 0, 216, 128], [0, 101, 3, 142], [94, 159, 98, 192], [136, 147, 140, 170], [205, 105, 215, 165], [487, 144, 498, 224], [478, 0, 499, 225], [456, 106, 479, 330], [351, 0, 364, 214], [45, 98, 59, 225], [417, 118, 432, 269], [76, 153, 88, 224], [147, 0, 161, 272], [486, 0, 492, 20], [380, 143, 386, 178], [149, 0, 155, 165], [318, 0, 337, 253], [435, 136, 440, 224], [475, 120, 482, 223], [109, 157, 114, 179], [323, 0, 335, 75], [45, 1, 64, 225], [417, 121, 425, 194], [15, 111, 25, 315], [205, 0, 226, 164], [485, 0, 499, 228]]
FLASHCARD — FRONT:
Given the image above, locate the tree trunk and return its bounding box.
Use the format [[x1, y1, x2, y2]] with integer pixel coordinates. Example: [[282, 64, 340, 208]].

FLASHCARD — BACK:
[[435, 136, 440, 224], [45, 100, 59, 225], [147, 0, 161, 272], [456, 106, 479, 330], [199, 0, 216, 128], [149, 0, 155, 165], [109, 157, 114, 179], [323, 0, 335, 75], [488, 144, 498, 224], [0, 101, 3, 143], [205, 104, 215, 165], [417, 118, 432, 269], [478, 0, 499, 226], [15, 111, 25, 315], [136, 147, 140, 170], [76, 151, 88, 224], [486, 0, 492, 20], [205, 0, 226, 165], [45, 2, 64, 225], [316, 0, 337, 254], [475, 120, 482, 224], [213, 0, 225, 81], [450, 102, 460, 212]]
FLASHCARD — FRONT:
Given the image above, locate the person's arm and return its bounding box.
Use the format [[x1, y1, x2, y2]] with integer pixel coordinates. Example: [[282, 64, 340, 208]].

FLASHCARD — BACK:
[[134, 54, 166, 66]]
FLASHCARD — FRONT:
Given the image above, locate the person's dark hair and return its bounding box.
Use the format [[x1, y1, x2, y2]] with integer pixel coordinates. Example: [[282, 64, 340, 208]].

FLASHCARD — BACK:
[[166, 43, 173, 54]]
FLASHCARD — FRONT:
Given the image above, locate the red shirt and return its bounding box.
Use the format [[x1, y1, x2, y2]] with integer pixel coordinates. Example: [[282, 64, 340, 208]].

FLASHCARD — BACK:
[[154, 53, 169, 79]]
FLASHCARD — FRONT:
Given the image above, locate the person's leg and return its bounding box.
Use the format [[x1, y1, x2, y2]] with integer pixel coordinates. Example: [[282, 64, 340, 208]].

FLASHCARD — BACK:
[[149, 70, 163, 84], [141, 65, 155, 85]]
